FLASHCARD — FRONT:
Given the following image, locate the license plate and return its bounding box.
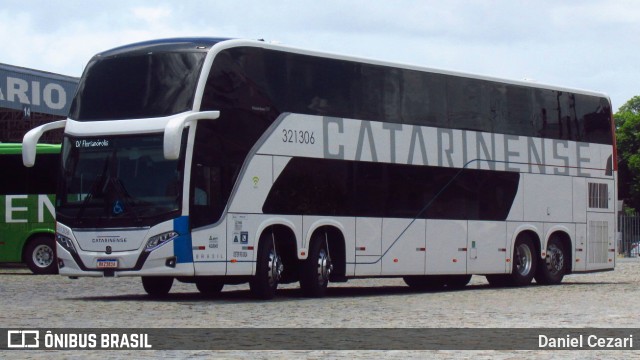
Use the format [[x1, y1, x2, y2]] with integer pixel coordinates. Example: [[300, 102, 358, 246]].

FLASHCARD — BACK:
[[97, 259, 118, 269]]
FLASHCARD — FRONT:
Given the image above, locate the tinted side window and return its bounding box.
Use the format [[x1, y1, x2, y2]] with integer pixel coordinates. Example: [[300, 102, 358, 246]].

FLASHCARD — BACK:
[[29, 154, 59, 194], [532, 88, 559, 139], [262, 158, 352, 216], [0, 154, 27, 194], [202, 47, 612, 145], [427, 168, 519, 220], [401, 71, 448, 128], [504, 85, 534, 136], [447, 77, 490, 132], [0, 153, 58, 195], [198, 48, 281, 227], [358, 63, 384, 121], [576, 95, 612, 145], [354, 161, 386, 217], [264, 158, 520, 221], [189, 122, 250, 228], [70, 53, 206, 121]]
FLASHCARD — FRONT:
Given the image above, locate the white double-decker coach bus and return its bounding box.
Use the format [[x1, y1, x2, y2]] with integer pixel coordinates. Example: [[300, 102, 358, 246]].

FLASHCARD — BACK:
[[23, 38, 617, 299]]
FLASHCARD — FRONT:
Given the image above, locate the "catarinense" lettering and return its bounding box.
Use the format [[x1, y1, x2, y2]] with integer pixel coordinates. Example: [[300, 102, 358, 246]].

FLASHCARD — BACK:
[[321, 117, 606, 177]]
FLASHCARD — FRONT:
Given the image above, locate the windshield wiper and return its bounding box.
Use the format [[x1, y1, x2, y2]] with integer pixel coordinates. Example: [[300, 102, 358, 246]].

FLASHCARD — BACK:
[[75, 154, 111, 222]]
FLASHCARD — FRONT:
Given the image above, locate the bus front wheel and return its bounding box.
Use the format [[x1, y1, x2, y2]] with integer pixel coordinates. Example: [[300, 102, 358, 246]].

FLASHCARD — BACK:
[[142, 276, 173, 297], [24, 235, 58, 275], [249, 232, 283, 300]]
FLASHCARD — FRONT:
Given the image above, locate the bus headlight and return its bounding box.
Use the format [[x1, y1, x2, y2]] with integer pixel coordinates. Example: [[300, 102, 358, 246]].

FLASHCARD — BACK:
[[56, 233, 77, 254], [145, 231, 179, 252]]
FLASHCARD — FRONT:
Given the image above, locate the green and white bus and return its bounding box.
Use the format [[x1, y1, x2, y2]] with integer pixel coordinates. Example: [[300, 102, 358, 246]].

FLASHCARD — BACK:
[[0, 143, 59, 274]]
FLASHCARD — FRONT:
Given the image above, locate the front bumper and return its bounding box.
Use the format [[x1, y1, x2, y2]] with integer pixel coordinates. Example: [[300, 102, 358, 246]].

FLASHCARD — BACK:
[[56, 241, 194, 277]]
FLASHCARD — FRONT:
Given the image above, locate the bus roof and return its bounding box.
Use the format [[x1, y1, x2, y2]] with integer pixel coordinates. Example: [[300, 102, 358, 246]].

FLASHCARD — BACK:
[[96, 37, 232, 57], [0, 143, 60, 155]]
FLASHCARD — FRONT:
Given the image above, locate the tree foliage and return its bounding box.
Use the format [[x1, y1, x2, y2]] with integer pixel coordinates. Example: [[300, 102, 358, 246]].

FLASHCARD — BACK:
[[615, 96, 640, 211], [618, 95, 640, 115]]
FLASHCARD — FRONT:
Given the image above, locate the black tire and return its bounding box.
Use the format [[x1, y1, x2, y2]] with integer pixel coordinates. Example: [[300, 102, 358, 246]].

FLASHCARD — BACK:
[[195, 278, 224, 296], [508, 236, 537, 286], [142, 276, 173, 297], [300, 233, 333, 297], [444, 275, 472, 289], [24, 235, 58, 275], [403, 275, 446, 291], [249, 232, 283, 300], [534, 238, 567, 285]]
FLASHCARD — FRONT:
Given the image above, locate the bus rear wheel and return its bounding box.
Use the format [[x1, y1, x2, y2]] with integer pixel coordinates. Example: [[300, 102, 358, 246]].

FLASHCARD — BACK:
[[24, 235, 58, 275], [142, 276, 173, 297], [534, 238, 566, 285], [507, 237, 537, 286], [250, 232, 283, 300], [487, 237, 537, 287], [300, 233, 333, 297]]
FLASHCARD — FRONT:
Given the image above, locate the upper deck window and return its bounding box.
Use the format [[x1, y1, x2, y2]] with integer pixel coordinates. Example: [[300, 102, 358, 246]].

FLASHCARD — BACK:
[[69, 52, 206, 121]]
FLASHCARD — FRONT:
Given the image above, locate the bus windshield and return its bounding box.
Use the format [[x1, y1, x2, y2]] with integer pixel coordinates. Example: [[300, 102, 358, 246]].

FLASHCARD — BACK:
[[68, 51, 206, 121], [57, 133, 186, 228]]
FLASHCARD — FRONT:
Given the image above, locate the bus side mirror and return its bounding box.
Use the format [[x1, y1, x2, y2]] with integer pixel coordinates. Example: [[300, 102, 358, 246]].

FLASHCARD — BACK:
[[163, 111, 220, 160], [22, 120, 67, 167]]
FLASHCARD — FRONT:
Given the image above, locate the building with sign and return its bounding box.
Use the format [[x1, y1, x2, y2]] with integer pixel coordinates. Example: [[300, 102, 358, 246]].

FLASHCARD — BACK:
[[0, 63, 78, 143]]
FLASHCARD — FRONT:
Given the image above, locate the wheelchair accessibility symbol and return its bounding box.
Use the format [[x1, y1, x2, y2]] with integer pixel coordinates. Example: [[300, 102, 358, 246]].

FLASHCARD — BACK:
[[112, 200, 124, 215]]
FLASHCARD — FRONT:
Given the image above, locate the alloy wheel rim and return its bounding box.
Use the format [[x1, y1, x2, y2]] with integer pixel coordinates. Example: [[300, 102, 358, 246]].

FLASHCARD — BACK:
[[316, 248, 332, 285], [33, 244, 53, 268], [515, 243, 532, 276], [546, 244, 564, 275], [267, 249, 283, 287]]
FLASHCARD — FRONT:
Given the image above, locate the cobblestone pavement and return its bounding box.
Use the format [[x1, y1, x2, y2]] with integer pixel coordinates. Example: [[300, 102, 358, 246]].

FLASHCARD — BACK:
[[1, 259, 638, 359]]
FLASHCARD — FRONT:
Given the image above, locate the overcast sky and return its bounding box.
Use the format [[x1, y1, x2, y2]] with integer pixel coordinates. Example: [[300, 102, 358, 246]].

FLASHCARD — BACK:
[[1, 0, 638, 111]]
